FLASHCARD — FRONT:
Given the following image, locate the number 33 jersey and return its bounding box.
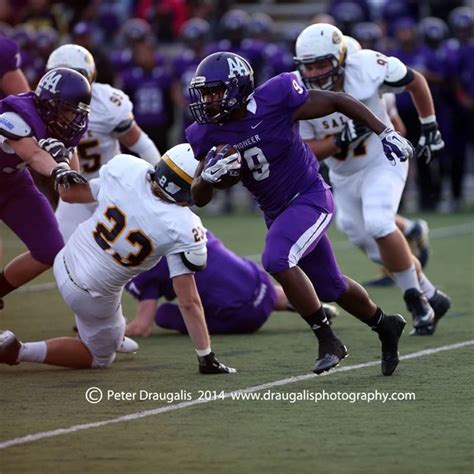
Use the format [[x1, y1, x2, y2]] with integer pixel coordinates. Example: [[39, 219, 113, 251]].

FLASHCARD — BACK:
[[299, 49, 407, 176], [77, 82, 134, 179], [64, 154, 207, 295]]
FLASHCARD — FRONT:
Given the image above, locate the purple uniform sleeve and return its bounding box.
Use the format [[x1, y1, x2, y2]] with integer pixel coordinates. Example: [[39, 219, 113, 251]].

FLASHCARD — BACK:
[[0, 37, 21, 78], [263, 72, 309, 111]]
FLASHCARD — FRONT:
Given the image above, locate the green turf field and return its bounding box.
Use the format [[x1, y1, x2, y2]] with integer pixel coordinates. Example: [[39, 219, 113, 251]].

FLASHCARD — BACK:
[[1, 211, 473, 473]]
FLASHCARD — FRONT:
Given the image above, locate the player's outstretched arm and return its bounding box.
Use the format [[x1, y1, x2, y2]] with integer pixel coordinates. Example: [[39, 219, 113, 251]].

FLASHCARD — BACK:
[[294, 89, 386, 134], [172, 273, 237, 374], [125, 300, 158, 337], [58, 182, 95, 203]]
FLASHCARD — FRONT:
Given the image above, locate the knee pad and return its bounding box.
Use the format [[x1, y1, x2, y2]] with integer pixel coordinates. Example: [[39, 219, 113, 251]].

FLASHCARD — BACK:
[[365, 216, 396, 240], [261, 247, 289, 275]]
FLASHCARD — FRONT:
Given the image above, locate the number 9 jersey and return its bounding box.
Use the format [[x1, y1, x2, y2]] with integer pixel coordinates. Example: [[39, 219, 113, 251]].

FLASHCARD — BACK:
[[63, 154, 207, 296]]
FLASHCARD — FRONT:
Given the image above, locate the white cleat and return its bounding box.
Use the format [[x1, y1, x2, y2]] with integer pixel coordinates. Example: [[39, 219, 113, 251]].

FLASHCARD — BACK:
[[117, 336, 139, 354]]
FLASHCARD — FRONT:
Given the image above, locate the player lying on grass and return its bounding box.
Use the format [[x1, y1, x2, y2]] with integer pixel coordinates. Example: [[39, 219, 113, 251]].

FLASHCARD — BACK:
[[0, 145, 235, 374], [186, 51, 409, 376], [124, 230, 339, 337]]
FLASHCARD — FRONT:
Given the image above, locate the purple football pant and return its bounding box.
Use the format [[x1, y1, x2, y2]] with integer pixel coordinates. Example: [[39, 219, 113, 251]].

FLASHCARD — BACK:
[[261, 187, 347, 302], [155, 278, 277, 335], [0, 172, 64, 265]]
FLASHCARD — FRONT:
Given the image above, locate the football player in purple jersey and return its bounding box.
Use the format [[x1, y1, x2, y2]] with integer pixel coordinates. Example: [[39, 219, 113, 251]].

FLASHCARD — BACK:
[[0, 35, 30, 96], [0, 68, 90, 310], [186, 52, 412, 376], [125, 230, 339, 337]]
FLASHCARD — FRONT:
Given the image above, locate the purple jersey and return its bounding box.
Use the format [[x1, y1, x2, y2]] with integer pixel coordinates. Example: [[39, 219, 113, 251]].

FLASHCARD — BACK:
[[186, 72, 326, 222], [126, 231, 274, 316], [120, 66, 172, 127], [0, 37, 21, 78], [0, 93, 84, 178]]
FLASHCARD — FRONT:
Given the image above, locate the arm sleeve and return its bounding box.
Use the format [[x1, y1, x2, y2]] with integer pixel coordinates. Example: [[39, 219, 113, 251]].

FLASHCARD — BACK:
[[89, 178, 101, 200], [167, 253, 194, 278], [382, 57, 414, 92]]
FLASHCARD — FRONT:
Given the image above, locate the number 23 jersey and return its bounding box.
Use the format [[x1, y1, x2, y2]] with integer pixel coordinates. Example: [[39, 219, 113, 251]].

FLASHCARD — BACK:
[[64, 154, 207, 295]]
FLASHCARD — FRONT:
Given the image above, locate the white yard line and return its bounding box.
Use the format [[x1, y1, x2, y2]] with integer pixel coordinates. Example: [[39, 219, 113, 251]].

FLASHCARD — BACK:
[[13, 222, 474, 293], [1, 339, 472, 450]]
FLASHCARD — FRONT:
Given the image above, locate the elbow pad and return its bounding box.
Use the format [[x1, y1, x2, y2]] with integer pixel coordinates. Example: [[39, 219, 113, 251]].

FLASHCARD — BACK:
[[181, 246, 207, 272]]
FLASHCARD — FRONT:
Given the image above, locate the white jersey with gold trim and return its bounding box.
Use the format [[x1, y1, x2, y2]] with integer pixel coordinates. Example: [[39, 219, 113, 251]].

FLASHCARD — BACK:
[[77, 82, 134, 179], [64, 154, 207, 296], [298, 49, 407, 175]]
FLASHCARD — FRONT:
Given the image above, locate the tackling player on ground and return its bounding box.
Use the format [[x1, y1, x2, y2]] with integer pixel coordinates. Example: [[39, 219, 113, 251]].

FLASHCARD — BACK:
[[0, 144, 235, 374]]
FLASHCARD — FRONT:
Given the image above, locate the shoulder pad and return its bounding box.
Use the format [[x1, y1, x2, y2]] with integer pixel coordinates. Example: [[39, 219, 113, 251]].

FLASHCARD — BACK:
[[181, 246, 207, 271], [384, 56, 409, 85], [0, 111, 33, 140]]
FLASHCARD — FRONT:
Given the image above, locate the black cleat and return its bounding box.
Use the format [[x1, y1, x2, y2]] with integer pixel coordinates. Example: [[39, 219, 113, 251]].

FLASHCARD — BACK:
[[404, 288, 434, 329], [406, 219, 430, 268], [313, 337, 348, 374], [0, 330, 21, 365], [411, 289, 451, 336], [0, 298, 3, 310], [372, 314, 406, 375]]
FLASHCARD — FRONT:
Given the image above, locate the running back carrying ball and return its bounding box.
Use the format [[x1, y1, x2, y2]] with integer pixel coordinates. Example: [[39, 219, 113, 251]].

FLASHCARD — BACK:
[[201, 143, 242, 189]]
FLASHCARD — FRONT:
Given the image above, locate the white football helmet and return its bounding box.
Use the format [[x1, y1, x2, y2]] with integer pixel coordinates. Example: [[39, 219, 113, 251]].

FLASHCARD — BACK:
[[151, 143, 198, 204], [46, 44, 96, 83], [294, 23, 347, 90], [345, 35, 362, 55]]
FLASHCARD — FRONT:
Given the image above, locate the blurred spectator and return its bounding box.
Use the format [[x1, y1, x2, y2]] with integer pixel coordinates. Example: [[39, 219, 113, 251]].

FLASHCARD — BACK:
[[119, 37, 173, 152], [135, 0, 189, 42], [171, 17, 210, 139], [0, 35, 30, 96], [72, 21, 115, 85], [352, 21, 383, 50], [388, 17, 442, 210], [19, 0, 68, 37]]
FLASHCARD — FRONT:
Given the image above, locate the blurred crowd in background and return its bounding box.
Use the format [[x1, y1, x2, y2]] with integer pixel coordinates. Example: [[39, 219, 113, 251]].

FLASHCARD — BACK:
[[0, 0, 473, 213]]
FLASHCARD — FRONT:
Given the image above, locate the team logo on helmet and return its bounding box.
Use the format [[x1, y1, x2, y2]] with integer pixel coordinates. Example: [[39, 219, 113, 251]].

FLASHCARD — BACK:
[[332, 30, 342, 44]]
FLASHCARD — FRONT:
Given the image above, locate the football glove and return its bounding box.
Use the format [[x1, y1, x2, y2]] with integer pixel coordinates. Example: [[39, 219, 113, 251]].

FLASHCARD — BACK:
[[51, 165, 88, 189], [198, 352, 237, 374], [334, 120, 371, 152], [415, 120, 444, 164], [379, 127, 414, 163], [38, 138, 74, 165], [201, 145, 241, 184]]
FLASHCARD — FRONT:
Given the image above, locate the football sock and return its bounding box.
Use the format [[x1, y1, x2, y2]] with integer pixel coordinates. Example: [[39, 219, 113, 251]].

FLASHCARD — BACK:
[[362, 306, 385, 328], [418, 273, 436, 299], [18, 341, 47, 363], [301, 306, 333, 340], [0, 271, 17, 298], [392, 264, 420, 293]]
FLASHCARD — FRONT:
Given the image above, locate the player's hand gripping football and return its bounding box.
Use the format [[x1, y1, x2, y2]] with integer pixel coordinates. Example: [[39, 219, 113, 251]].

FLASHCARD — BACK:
[[415, 119, 444, 164], [198, 352, 237, 374], [201, 144, 241, 184], [378, 127, 414, 163], [51, 165, 88, 189], [38, 138, 75, 165]]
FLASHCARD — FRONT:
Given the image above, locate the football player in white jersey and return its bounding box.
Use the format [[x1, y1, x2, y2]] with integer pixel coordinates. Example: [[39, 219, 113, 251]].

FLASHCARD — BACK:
[[45, 44, 162, 242], [294, 24, 450, 335], [0, 144, 236, 373]]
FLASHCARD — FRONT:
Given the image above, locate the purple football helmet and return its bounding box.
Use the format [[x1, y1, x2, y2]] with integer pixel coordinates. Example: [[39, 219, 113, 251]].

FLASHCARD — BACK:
[[35, 67, 91, 143], [418, 17, 448, 46], [189, 51, 254, 124]]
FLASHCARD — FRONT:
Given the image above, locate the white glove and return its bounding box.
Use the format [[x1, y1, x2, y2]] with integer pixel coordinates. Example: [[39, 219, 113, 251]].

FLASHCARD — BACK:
[[38, 138, 74, 165], [378, 127, 414, 163], [201, 145, 241, 184]]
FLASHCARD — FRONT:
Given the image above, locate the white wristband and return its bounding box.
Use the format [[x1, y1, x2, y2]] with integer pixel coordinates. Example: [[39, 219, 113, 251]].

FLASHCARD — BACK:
[[195, 347, 212, 357], [419, 115, 436, 125]]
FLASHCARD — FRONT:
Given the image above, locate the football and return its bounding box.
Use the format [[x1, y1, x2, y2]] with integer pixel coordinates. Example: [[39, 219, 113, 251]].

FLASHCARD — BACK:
[[212, 144, 242, 190]]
